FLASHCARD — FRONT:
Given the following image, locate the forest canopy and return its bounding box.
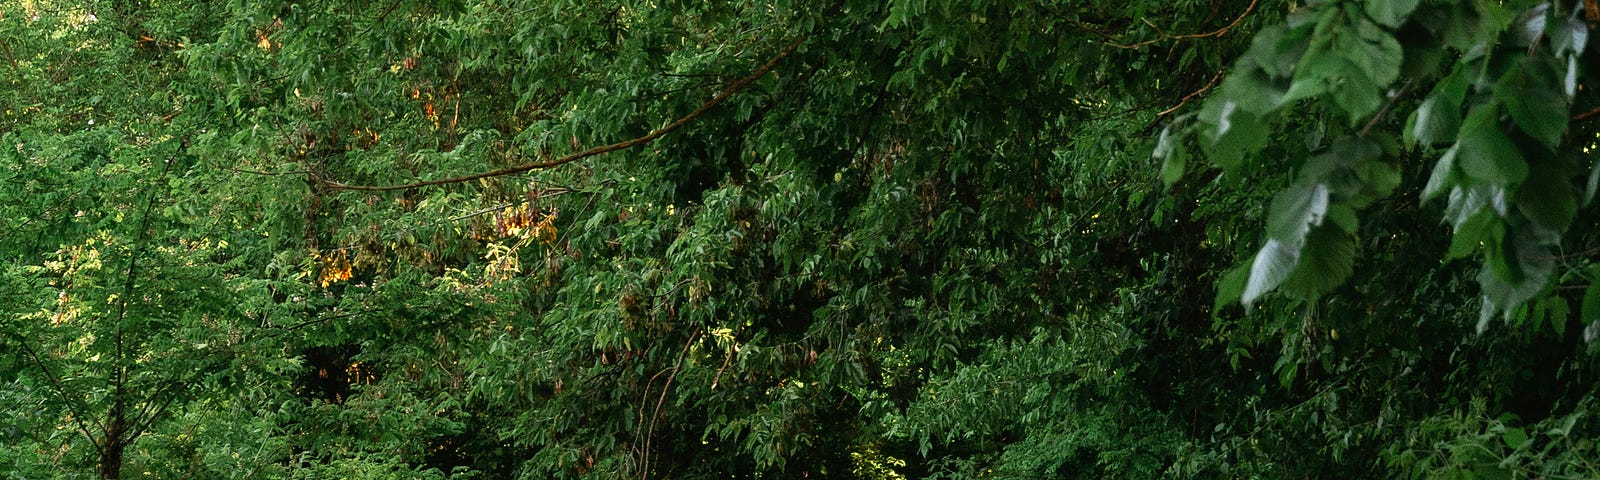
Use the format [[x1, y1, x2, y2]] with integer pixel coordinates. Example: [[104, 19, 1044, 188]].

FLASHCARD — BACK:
[[3, 0, 1600, 478]]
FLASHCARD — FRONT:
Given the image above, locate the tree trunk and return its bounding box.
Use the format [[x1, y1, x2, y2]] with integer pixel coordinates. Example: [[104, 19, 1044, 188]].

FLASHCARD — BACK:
[[97, 400, 126, 480]]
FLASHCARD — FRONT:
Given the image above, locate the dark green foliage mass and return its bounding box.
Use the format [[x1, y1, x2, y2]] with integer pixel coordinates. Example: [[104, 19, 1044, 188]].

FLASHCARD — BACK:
[[3, 0, 1600, 478]]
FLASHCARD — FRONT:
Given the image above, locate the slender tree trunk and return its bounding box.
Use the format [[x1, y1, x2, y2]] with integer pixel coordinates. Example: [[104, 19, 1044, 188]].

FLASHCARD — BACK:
[[97, 397, 126, 479]]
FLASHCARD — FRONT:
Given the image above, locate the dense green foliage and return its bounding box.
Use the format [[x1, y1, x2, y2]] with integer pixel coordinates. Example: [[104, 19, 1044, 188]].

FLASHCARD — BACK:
[[3, 0, 1599, 478]]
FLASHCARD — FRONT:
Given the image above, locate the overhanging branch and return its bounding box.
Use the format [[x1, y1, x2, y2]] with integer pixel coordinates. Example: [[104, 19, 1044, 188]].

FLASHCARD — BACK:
[[1109, 0, 1259, 50], [323, 36, 807, 192]]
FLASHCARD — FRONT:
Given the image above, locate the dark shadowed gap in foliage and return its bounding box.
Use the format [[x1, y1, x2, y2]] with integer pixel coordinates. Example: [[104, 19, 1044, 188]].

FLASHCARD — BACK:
[[296, 344, 371, 405]]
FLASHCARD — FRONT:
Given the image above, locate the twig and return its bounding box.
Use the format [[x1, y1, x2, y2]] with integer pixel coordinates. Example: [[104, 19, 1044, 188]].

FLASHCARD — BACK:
[[222, 166, 311, 177], [1053, 12, 1120, 43], [1360, 80, 1414, 137], [325, 36, 807, 192], [1109, 0, 1259, 50], [640, 330, 700, 480], [1573, 106, 1600, 124], [1157, 67, 1225, 116], [710, 347, 735, 390]]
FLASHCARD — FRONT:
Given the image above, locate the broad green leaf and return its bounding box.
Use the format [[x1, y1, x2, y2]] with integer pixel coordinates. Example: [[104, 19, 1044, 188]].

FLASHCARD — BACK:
[[1267, 182, 1330, 241], [1408, 95, 1462, 147], [1282, 224, 1357, 299], [1216, 263, 1250, 308], [1501, 87, 1567, 148], [1356, 161, 1401, 201], [1582, 277, 1600, 333], [1479, 237, 1555, 326], [1515, 164, 1577, 236], [1485, 224, 1520, 284], [1447, 209, 1494, 259], [1507, 4, 1548, 48], [1437, 0, 1506, 53], [1422, 145, 1460, 202], [1155, 124, 1188, 187], [1244, 238, 1299, 307], [1502, 427, 1529, 449], [1244, 24, 1312, 78], [1551, 17, 1589, 57], [1456, 106, 1527, 185], [1284, 54, 1346, 104], [1351, 17, 1405, 86], [1199, 100, 1271, 168], [1216, 68, 1287, 114], [1326, 203, 1359, 234], [1328, 69, 1384, 123], [1401, 37, 1445, 80], [1543, 297, 1569, 337], [1445, 183, 1508, 233], [1365, 0, 1419, 28]]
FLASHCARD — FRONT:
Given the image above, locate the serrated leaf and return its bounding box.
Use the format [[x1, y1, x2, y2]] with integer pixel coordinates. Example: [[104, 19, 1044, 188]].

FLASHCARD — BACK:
[[1440, 0, 1512, 54], [1456, 106, 1527, 184], [1216, 263, 1250, 309], [1423, 145, 1459, 202], [1199, 100, 1271, 168], [1160, 151, 1187, 187], [1327, 204, 1359, 234], [1357, 161, 1401, 200], [1285, 54, 1346, 104], [1329, 69, 1383, 123], [1515, 164, 1577, 236], [1475, 0, 1517, 40], [1551, 18, 1588, 57], [1445, 183, 1507, 228], [1409, 95, 1463, 147], [1365, 0, 1419, 28], [1479, 236, 1554, 321], [1244, 238, 1299, 307], [1485, 223, 1519, 284], [1507, 4, 1549, 48], [1501, 88, 1567, 148], [1155, 124, 1188, 187], [1351, 17, 1405, 86], [1267, 182, 1331, 241], [1447, 209, 1494, 259], [1282, 225, 1357, 299], [1216, 68, 1287, 114], [1244, 24, 1311, 78], [1402, 39, 1445, 81]]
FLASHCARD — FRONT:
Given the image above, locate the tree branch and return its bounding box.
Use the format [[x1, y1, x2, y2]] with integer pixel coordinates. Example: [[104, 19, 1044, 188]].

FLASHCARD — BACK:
[[324, 36, 807, 192], [639, 330, 700, 480], [1360, 79, 1414, 137], [1573, 105, 1600, 124], [1157, 67, 1225, 116], [1109, 0, 1259, 50]]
